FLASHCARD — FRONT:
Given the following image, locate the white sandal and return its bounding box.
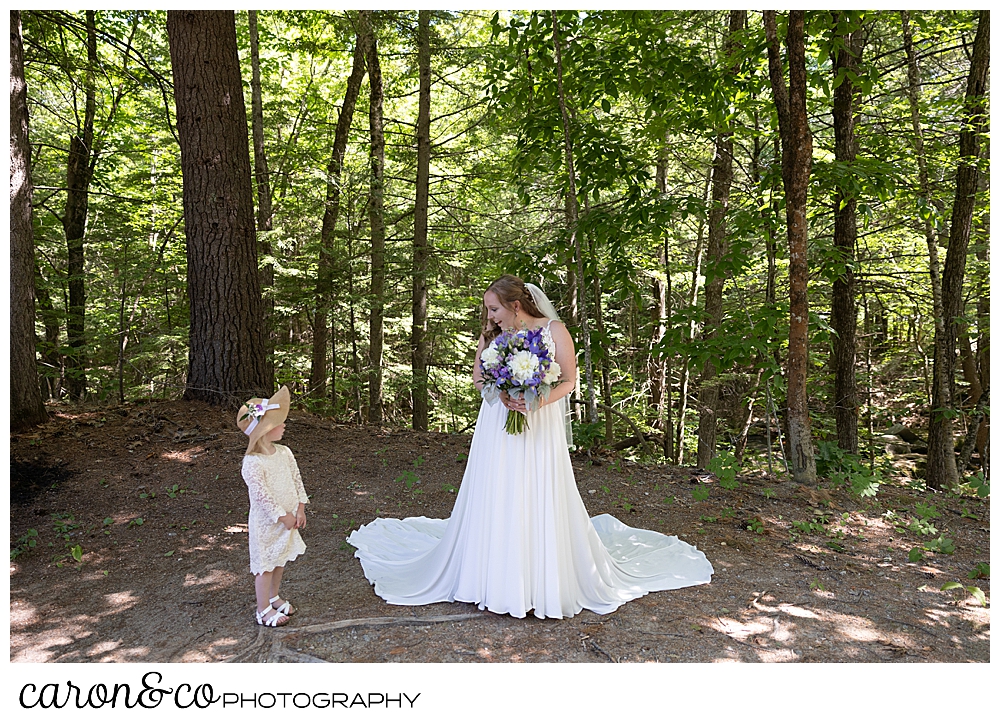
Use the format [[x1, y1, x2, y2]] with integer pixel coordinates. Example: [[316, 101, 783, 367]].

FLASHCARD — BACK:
[[255, 605, 289, 627], [269, 595, 295, 616]]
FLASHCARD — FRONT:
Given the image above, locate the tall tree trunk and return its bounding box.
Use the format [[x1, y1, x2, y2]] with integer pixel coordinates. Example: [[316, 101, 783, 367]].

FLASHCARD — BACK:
[[830, 12, 863, 455], [651, 142, 671, 458], [34, 265, 62, 399], [10, 9, 48, 430], [62, 10, 98, 401], [248, 10, 275, 382], [675, 170, 711, 465], [926, 10, 989, 490], [551, 10, 597, 423], [367, 20, 386, 426], [347, 217, 363, 422], [310, 11, 369, 399], [411, 9, 432, 431], [765, 9, 817, 484], [900, 11, 945, 340], [167, 10, 269, 404], [697, 9, 745, 469], [973, 214, 989, 461]]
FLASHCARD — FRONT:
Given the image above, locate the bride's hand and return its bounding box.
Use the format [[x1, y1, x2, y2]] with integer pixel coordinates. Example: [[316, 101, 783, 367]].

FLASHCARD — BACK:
[[501, 392, 525, 412]]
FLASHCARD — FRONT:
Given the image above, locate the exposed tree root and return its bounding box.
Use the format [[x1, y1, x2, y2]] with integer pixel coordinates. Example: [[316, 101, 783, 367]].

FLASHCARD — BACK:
[[224, 613, 486, 663]]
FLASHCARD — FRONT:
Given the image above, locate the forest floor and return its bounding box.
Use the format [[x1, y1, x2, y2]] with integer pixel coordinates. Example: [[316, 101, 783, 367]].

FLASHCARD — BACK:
[[9, 400, 990, 664]]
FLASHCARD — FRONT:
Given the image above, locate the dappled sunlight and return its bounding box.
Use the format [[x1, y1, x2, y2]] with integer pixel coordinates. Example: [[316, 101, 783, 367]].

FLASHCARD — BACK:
[[778, 603, 820, 619], [10, 600, 39, 629], [103, 590, 142, 612], [160, 448, 202, 463], [86, 640, 122, 659], [834, 618, 883, 643], [183, 568, 238, 591]]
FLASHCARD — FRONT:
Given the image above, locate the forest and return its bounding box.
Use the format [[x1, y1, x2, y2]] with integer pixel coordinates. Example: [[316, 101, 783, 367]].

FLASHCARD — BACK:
[[10, 9, 990, 493]]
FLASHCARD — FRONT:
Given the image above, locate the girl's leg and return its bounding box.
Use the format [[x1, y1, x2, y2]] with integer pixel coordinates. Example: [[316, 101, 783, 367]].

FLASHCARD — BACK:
[[254, 570, 274, 612], [255, 570, 289, 625], [268, 566, 295, 614], [269, 566, 284, 600]]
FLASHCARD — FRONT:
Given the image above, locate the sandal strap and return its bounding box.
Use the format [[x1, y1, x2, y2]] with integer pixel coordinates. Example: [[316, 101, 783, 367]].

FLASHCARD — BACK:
[[255, 605, 287, 627], [269, 596, 293, 615]]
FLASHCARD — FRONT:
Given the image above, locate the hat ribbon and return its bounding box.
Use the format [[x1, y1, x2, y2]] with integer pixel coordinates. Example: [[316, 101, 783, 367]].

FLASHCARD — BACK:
[[243, 398, 281, 436]]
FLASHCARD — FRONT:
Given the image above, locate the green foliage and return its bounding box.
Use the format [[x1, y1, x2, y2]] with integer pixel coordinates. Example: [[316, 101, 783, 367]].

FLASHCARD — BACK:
[[968, 563, 989, 580], [941, 581, 987, 607], [11, 529, 39, 561], [815, 441, 883, 498], [707, 450, 740, 491], [924, 536, 956, 555], [965, 470, 990, 498], [792, 520, 826, 536], [572, 422, 605, 451], [16, 8, 988, 479], [395, 456, 426, 492], [691, 484, 710, 503]]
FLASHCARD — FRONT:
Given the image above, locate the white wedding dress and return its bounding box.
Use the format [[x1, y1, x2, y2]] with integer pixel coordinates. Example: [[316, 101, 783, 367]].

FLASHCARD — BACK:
[[348, 325, 713, 619]]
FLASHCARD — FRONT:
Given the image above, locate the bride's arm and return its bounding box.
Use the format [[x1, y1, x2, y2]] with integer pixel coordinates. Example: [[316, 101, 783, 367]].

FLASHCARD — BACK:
[[543, 321, 577, 406]]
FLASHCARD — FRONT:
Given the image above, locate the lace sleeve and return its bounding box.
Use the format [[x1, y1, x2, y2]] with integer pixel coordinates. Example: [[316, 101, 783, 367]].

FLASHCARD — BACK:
[[242, 455, 286, 522], [286, 448, 309, 505]]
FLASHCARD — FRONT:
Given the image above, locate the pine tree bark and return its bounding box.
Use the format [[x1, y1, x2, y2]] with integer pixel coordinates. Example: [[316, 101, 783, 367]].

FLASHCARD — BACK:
[[367, 19, 386, 425], [830, 12, 863, 455], [167, 10, 270, 405], [10, 9, 49, 430], [62, 10, 98, 400], [411, 9, 432, 431], [926, 10, 989, 490], [765, 10, 817, 484], [310, 11, 369, 399], [248, 10, 275, 382], [697, 10, 745, 468]]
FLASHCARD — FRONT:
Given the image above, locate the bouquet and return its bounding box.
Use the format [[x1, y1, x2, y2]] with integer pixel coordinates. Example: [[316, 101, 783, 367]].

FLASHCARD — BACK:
[[479, 327, 561, 434]]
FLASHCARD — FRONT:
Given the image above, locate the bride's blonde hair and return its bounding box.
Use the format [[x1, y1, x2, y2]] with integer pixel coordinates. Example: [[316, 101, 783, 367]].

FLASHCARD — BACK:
[[481, 274, 545, 342]]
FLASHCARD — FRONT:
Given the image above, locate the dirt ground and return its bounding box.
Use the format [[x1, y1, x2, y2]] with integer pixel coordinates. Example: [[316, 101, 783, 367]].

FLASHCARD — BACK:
[[9, 400, 990, 663]]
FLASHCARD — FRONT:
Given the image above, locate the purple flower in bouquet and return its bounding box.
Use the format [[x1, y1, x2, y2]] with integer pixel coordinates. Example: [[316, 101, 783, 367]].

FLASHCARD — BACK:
[[479, 327, 562, 435]]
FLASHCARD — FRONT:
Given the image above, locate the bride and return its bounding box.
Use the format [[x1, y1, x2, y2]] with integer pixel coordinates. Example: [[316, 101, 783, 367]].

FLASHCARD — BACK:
[[348, 274, 713, 619]]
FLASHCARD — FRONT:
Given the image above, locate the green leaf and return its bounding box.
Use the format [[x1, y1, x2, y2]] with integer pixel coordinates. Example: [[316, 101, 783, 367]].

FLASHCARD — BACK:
[[966, 587, 986, 607], [940, 581, 964, 592], [70, 545, 83, 562], [908, 547, 924, 563], [164, 550, 174, 557]]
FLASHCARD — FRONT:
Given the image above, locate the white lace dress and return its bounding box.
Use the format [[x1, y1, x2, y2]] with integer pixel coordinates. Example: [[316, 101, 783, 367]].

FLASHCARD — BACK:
[[348, 323, 714, 619], [241, 444, 309, 575]]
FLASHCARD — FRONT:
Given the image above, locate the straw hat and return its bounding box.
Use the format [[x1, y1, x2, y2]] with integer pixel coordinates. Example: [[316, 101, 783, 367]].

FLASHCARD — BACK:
[[236, 385, 290, 454]]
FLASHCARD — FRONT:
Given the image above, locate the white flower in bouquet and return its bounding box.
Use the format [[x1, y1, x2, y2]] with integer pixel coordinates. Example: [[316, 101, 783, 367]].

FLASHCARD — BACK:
[[508, 350, 539, 383], [543, 360, 561, 385], [480, 345, 500, 368]]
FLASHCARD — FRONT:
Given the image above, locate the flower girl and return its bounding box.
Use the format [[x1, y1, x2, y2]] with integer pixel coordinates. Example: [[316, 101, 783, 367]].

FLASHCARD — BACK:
[[236, 386, 309, 627]]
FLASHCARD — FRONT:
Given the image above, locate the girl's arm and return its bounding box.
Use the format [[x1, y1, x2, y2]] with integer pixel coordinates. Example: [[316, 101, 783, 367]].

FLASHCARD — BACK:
[[242, 456, 287, 523], [286, 448, 309, 505]]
